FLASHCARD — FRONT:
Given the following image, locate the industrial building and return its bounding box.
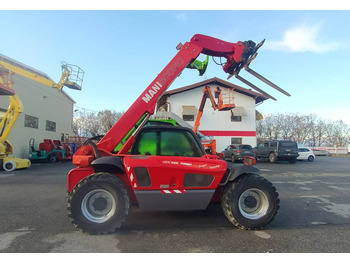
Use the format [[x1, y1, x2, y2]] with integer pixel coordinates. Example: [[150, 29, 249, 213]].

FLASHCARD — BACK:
[[0, 54, 80, 159]]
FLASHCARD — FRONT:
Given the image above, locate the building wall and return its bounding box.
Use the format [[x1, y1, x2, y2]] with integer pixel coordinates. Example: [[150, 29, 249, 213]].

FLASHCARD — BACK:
[[166, 83, 257, 152], [0, 74, 74, 158]]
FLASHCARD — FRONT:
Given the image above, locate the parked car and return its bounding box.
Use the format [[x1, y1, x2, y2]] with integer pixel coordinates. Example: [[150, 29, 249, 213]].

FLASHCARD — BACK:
[[222, 144, 256, 162], [297, 147, 315, 162], [255, 140, 299, 164]]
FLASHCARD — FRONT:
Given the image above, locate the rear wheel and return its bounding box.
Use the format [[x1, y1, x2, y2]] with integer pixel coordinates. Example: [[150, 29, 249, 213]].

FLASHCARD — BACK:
[[269, 153, 277, 163], [308, 156, 314, 162], [221, 174, 279, 230], [67, 173, 130, 234]]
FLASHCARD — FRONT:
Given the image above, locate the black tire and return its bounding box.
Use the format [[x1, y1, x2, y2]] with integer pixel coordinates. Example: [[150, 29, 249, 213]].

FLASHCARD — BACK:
[[269, 153, 277, 163], [221, 174, 279, 230], [3, 160, 16, 172], [307, 156, 314, 162], [67, 173, 131, 234], [48, 154, 57, 163]]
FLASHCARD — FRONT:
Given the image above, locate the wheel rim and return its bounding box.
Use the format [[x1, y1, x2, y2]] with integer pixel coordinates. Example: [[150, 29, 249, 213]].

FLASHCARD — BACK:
[[238, 188, 269, 220], [81, 189, 117, 223], [4, 161, 15, 171]]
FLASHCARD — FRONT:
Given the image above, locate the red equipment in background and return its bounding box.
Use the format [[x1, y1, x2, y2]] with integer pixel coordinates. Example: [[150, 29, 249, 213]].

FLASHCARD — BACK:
[[29, 138, 73, 162]]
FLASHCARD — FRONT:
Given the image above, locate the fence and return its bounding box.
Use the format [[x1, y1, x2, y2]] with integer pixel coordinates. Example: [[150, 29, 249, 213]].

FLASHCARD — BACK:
[[310, 147, 349, 155]]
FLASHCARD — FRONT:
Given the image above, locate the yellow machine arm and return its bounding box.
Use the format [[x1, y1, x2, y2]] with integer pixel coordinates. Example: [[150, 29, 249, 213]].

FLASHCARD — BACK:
[[0, 94, 21, 152], [0, 60, 84, 91], [0, 66, 22, 156], [0, 66, 30, 171]]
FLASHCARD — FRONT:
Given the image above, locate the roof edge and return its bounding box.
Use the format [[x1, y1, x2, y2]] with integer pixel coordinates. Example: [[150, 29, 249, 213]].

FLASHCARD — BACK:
[[164, 77, 269, 103]]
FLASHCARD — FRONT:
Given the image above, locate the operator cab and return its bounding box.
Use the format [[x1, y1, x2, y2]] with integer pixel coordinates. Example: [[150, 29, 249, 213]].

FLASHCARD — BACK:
[[131, 126, 205, 157]]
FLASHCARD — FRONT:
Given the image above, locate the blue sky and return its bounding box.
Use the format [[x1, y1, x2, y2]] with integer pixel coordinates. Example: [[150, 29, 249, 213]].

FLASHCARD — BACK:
[[1, 7, 350, 124]]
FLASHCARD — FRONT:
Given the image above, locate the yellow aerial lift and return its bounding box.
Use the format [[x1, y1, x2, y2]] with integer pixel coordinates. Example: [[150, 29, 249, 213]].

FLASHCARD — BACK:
[[0, 59, 84, 91], [0, 59, 84, 171], [0, 65, 31, 171]]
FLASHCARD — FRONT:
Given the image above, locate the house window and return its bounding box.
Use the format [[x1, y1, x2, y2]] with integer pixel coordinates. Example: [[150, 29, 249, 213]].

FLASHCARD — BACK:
[[46, 120, 56, 132], [183, 114, 194, 121], [231, 107, 246, 122], [231, 138, 242, 144], [182, 105, 196, 121], [231, 115, 242, 122], [24, 115, 39, 129]]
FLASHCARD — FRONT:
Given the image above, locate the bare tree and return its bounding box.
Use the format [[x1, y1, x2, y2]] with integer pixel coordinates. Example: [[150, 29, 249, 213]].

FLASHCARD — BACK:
[[257, 113, 350, 147], [73, 109, 124, 137], [326, 120, 348, 146], [313, 119, 328, 146], [97, 110, 124, 135]]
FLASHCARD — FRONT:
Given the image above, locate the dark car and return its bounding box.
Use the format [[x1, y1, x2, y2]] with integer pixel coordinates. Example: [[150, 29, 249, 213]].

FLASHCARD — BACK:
[[222, 144, 256, 162], [255, 140, 299, 164]]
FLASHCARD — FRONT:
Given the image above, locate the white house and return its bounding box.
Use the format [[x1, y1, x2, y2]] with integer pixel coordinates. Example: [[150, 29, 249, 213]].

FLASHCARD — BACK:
[[156, 77, 268, 152]]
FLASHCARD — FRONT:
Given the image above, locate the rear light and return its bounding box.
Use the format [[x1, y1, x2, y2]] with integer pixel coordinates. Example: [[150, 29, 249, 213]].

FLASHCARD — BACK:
[[243, 156, 256, 165], [218, 152, 224, 159], [237, 150, 243, 153]]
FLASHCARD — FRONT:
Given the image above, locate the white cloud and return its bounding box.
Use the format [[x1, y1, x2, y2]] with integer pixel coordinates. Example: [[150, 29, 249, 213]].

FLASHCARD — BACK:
[[176, 13, 187, 21], [266, 23, 339, 53]]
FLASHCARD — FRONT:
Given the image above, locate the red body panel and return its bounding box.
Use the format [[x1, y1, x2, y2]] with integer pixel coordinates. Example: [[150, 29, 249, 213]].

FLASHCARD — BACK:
[[67, 167, 95, 192], [123, 155, 227, 191], [67, 154, 227, 207]]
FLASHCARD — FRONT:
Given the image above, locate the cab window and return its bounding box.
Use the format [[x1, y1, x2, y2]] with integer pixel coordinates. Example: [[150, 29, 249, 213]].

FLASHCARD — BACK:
[[135, 131, 157, 155], [134, 129, 203, 157]]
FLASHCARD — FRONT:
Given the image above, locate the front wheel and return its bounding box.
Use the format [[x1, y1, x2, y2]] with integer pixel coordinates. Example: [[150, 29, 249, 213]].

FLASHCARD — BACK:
[[221, 174, 279, 230], [48, 155, 57, 163], [3, 160, 16, 171], [67, 173, 130, 234]]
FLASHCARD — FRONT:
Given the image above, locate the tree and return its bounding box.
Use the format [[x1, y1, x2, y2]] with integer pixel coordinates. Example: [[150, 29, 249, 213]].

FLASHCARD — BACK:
[[73, 109, 124, 137], [257, 113, 350, 147], [97, 110, 124, 135], [326, 120, 348, 146]]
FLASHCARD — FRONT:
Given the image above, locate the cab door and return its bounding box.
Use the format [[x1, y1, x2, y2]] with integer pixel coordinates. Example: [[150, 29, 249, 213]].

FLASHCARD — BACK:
[[123, 126, 227, 211]]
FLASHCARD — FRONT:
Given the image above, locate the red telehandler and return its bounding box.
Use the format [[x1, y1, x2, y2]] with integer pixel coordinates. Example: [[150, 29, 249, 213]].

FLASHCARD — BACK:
[[67, 34, 289, 234]]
